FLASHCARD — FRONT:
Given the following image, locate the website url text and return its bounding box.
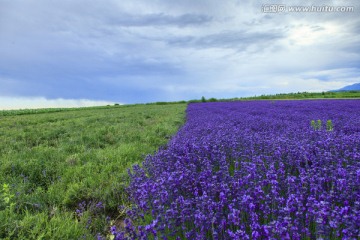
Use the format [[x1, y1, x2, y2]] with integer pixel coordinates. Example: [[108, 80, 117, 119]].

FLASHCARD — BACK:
[[262, 5, 355, 13]]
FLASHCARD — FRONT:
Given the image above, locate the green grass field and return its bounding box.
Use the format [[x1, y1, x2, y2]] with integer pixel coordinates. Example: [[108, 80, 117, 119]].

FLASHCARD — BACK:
[[0, 103, 187, 239]]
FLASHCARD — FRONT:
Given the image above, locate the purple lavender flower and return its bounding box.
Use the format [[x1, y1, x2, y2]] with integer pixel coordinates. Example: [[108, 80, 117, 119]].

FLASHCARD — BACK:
[[96, 201, 104, 209], [118, 100, 360, 239]]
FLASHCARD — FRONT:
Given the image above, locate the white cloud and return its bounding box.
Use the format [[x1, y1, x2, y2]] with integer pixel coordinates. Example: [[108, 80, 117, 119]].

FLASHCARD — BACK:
[[0, 97, 115, 110]]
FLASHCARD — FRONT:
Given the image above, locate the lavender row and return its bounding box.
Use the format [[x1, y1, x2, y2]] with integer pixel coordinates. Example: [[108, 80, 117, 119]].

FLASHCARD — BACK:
[[117, 100, 360, 239]]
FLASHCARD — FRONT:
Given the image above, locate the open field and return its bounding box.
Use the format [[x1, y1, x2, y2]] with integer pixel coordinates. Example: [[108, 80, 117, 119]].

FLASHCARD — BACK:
[[118, 100, 360, 239], [1, 98, 360, 239], [0, 103, 186, 239], [2, 91, 359, 117]]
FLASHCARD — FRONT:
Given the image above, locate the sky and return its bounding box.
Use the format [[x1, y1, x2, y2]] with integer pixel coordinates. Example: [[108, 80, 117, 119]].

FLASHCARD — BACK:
[[0, 0, 359, 109]]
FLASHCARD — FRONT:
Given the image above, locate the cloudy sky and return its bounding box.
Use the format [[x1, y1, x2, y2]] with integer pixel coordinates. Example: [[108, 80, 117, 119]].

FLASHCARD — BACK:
[[0, 0, 359, 109]]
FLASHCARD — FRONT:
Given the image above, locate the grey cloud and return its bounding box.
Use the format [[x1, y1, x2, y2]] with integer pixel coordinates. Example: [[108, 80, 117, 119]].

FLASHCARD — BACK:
[[311, 26, 326, 32], [0, 48, 186, 101], [243, 15, 274, 26], [301, 68, 360, 82], [351, 20, 360, 34], [338, 20, 360, 54], [341, 44, 360, 56], [168, 30, 284, 50], [107, 13, 213, 27]]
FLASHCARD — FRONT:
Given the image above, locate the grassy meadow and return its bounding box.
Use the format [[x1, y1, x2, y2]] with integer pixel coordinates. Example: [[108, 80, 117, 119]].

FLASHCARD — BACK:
[[0, 103, 186, 239]]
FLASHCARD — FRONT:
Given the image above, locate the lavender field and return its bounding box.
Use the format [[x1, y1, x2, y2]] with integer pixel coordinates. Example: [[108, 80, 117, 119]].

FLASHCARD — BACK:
[[116, 100, 360, 239]]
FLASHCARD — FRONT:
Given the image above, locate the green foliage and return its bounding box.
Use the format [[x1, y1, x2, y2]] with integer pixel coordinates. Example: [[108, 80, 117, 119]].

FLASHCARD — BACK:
[[187, 97, 218, 103], [311, 119, 322, 130], [317, 119, 322, 130], [1, 210, 91, 239], [235, 91, 360, 101], [146, 100, 187, 105], [0, 103, 186, 238], [326, 120, 333, 131], [311, 120, 316, 130], [311, 119, 334, 131], [1, 184, 14, 208], [0, 105, 114, 117], [0, 183, 17, 238]]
